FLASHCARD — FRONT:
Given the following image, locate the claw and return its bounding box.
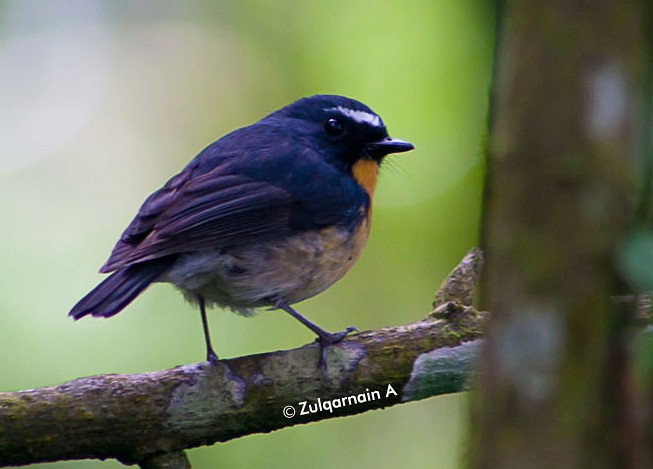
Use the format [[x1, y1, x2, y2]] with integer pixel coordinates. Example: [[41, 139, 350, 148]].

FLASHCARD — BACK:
[[207, 350, 220, 365], [316, 326, 357, 379], [317, 326, 358, 345], [272, 298, 358, 379]]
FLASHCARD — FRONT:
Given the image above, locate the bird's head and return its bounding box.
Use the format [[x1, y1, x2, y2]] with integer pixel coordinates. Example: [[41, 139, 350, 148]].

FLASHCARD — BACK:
[[266, 95, 414, 195]]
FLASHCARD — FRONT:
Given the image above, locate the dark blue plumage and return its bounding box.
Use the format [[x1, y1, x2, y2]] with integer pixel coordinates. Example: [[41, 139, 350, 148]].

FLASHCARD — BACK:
[[69, 95, 413, 365]]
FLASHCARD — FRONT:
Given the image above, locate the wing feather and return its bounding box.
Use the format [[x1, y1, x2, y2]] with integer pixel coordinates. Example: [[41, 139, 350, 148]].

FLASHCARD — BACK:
[[100, 130, 368, 273], [102, 172, 292, 271]]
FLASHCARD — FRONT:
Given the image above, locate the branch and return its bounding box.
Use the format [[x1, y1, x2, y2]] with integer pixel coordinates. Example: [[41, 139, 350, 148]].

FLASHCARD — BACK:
[[0, 249, 485, 468]]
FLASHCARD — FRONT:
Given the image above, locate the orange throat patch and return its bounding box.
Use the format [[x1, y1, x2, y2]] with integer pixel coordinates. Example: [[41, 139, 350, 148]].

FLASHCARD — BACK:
[[352, 158, 379, 198]]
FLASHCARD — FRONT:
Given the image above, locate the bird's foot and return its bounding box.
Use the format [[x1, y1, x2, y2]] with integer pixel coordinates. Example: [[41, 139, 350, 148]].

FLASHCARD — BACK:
[[316, 326, 358, 345], [317, 326, 358, 379], [206, 350, 220, 365]]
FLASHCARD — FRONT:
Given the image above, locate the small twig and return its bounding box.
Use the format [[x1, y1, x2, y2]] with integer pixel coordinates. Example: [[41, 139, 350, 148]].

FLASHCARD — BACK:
[[433, 247, 484, 308]]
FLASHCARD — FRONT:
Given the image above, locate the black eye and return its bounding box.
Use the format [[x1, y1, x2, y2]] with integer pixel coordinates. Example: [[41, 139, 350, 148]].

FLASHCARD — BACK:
[[324, 117, 345, 136]]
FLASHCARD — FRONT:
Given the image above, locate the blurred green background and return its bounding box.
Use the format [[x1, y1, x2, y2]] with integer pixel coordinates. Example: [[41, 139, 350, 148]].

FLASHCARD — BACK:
[[0, 1, 494, 467]]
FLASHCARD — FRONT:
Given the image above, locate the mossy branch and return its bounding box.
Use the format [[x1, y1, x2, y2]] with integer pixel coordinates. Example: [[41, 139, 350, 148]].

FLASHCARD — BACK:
[[0, 249, 485, 468]]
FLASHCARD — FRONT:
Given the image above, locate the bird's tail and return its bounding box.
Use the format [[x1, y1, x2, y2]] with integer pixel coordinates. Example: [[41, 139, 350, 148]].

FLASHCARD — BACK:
[[69, 259, 173, 320]]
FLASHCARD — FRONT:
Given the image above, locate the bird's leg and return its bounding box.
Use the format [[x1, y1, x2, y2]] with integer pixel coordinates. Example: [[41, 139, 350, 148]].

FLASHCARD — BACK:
[[273, 298, 357, 376], [273, 298, 357, 343], [198, 295, 219, 364]]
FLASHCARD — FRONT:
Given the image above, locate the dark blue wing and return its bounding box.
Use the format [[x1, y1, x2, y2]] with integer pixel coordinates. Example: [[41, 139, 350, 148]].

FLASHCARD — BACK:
[[101, 125, 368, 272]]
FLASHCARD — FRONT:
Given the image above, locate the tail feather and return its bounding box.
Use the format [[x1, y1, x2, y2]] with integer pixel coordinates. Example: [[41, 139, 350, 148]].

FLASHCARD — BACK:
[[69, 260, 173, 320]]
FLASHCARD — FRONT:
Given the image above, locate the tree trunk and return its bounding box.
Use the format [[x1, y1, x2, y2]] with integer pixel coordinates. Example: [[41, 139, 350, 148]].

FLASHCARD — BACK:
[[470, 1, 650, 468]]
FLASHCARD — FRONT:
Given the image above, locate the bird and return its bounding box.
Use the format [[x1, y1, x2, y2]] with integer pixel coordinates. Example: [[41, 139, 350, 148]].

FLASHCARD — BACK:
[[69, 94, 414, 367]]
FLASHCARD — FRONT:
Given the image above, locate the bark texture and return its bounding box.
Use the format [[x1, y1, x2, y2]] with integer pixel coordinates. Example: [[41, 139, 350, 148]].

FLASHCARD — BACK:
[[472, 1, 649, 468], [0, 250, 484, 468]]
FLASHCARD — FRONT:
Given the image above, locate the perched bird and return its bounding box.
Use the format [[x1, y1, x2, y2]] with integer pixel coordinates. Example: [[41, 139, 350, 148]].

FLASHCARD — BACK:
[[69, 95, 413, 365]]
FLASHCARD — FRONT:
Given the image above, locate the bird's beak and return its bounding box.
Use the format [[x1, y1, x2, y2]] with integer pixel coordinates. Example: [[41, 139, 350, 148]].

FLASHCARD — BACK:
[[365, 137, 414, 158]]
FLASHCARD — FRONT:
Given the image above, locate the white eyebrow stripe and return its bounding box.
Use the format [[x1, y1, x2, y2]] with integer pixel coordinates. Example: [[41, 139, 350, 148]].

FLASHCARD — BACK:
[[326, 106, 383, 128]]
